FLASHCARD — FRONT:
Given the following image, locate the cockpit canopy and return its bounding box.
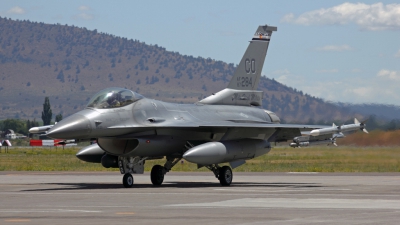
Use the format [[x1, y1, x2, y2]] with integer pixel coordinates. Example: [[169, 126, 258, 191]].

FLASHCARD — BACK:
[[86, 88, 143, 109]]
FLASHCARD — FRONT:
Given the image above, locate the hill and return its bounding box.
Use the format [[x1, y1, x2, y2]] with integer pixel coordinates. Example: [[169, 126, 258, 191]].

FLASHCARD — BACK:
[[0, 17, 360, 122]]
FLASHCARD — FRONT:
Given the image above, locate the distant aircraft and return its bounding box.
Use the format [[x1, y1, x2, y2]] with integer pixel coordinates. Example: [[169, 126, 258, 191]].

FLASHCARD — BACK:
[[29, 25, 367, 187]]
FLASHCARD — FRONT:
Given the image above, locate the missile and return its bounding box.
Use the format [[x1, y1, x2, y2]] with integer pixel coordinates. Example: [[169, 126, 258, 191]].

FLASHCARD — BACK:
[[310, 118, 368, 137], [290, 139, 336, 148], [29, 125, 54, 134], [56, 139, 76, 145], [290, 133, 345, 148]]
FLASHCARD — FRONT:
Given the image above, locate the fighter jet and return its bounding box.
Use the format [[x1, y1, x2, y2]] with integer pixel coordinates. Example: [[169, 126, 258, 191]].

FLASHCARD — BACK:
[[29, 25, 366, 187]]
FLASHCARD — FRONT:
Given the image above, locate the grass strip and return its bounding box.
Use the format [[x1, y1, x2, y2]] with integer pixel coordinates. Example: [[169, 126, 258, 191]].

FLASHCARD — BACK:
[[0, 146, 399, 172]]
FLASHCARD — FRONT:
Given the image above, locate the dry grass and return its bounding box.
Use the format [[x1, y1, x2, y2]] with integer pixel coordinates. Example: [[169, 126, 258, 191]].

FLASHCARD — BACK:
[[337, 130, 400, 146], [1, 145, 399, 172], [237, 146, 400, 172]]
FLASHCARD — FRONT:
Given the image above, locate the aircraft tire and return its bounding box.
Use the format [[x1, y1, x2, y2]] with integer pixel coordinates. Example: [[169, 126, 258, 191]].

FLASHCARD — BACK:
[[123, 173, 134, 188], [151, 165, 164, 186], [219, 166, 233, 186]]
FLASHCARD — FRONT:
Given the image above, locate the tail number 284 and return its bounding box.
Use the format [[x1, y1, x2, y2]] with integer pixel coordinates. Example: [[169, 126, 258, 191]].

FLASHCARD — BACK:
[[237, 77, 253, 88]]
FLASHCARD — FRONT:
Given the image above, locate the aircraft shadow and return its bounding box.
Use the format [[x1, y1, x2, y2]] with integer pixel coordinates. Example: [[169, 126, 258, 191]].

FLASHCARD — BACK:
[[21, 182, 322, 192]]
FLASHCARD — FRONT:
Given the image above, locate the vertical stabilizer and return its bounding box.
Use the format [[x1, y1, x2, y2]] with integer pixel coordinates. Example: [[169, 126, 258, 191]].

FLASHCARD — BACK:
[[227, 25, 277, 90]]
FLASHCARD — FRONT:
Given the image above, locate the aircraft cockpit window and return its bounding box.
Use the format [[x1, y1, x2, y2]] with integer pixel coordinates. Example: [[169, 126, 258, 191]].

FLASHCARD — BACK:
[[86, 88, 143, 109]]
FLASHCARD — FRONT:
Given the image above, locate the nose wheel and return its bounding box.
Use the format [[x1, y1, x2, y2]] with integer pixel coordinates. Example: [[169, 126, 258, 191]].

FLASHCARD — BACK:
[[122, 173, 134, 188]]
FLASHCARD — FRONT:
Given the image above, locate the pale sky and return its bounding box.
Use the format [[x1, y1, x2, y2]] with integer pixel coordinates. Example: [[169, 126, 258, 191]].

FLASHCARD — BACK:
[[1, 1, 400, 105]]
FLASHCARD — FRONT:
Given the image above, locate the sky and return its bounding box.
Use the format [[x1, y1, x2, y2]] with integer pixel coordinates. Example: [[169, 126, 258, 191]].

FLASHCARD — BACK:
[[1, 0, 400, 105]]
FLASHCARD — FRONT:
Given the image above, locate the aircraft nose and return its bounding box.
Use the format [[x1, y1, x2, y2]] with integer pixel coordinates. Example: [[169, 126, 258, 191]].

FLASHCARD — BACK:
[[47, 114, 92, 139]]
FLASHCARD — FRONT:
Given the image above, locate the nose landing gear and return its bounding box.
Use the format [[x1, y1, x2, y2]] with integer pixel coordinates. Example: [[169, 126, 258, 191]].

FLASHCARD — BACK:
[[118, 156, 145, 188]]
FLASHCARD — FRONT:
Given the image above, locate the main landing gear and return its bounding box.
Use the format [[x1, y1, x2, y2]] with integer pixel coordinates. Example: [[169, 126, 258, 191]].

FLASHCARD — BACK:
[[206, 164, 233, 186], [150, 165, 164, 185], [118, 156, 181, 187], [123, 173, 134, 188], [118, 156, 233, 187], [150, 156, 182, 186]]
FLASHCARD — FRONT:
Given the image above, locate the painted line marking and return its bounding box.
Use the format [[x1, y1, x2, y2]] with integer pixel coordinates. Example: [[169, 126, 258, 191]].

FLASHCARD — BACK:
[[116, 212, 135, 215], [0, 209, 101, 213], [34, 205, 131, 208], [287, 172, 319, 174], [167, 198, 400, 209], [214, 188, 351, 192], [4, 219, 31, 222], [214, 188, 310, 193], [0, 192, 396, 197]]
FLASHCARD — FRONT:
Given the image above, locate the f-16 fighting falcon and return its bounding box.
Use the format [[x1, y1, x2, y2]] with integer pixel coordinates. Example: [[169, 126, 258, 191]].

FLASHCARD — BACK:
[[29, 25, 367, 188]]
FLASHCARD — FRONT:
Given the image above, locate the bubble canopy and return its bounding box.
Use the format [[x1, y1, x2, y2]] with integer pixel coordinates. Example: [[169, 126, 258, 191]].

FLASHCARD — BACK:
[[86, 88, 143, 109]]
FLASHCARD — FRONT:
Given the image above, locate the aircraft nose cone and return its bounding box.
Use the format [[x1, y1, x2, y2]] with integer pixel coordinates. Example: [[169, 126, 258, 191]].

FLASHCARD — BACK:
[[47, 114, 92, 139]]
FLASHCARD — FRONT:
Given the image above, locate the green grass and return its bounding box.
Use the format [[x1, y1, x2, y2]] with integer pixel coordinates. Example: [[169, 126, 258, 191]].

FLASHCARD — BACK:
[[0, 146, 399, 172]]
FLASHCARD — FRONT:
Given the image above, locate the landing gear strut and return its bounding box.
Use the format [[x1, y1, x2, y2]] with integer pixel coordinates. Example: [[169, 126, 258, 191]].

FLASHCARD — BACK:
[[118, 156, 146, 188], [206, 164, 233, 186], [150, 156, 181, 186]]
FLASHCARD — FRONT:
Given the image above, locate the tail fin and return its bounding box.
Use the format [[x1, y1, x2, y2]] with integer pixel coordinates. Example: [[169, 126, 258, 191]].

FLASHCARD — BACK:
[[227, 25, 277, 90]]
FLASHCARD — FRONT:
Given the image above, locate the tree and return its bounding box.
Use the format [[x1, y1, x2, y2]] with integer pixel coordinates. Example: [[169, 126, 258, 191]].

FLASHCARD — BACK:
[[41, 97, 52, 125], [26, 118, 39, 137], [26, 119, 31, 131], [55, 113, 63, 122], [31, 118, 39, 127], [1, 119, 27, 135]]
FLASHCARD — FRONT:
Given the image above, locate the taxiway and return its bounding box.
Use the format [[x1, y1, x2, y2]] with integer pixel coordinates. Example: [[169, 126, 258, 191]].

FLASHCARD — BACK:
[[0, 172, 399, 224]]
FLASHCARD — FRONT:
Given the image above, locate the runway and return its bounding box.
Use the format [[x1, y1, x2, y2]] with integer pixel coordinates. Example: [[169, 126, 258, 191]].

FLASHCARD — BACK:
[[0, 172, 399, 224]]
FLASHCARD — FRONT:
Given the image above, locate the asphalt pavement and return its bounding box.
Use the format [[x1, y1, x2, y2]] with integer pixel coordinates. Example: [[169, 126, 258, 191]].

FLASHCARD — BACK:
[[0, 171, 399, 224]]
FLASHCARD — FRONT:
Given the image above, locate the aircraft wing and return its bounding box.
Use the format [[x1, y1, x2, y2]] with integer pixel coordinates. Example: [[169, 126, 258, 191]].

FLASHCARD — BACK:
[[108, 121, 330, 143], [197, 122, 330, 142], [198, 122, 328, 129]]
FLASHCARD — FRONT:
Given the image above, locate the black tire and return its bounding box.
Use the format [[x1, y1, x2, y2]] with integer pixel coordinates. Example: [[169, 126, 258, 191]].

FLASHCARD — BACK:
[[123, 173, 134, 188], [219, 166, 233, 186], [151, 165, 165, 186]]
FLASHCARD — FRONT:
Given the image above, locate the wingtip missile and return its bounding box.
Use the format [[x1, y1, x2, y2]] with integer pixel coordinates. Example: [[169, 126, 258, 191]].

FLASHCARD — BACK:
[[310, 118, 368, 137], [28, 125, 54, 134]]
